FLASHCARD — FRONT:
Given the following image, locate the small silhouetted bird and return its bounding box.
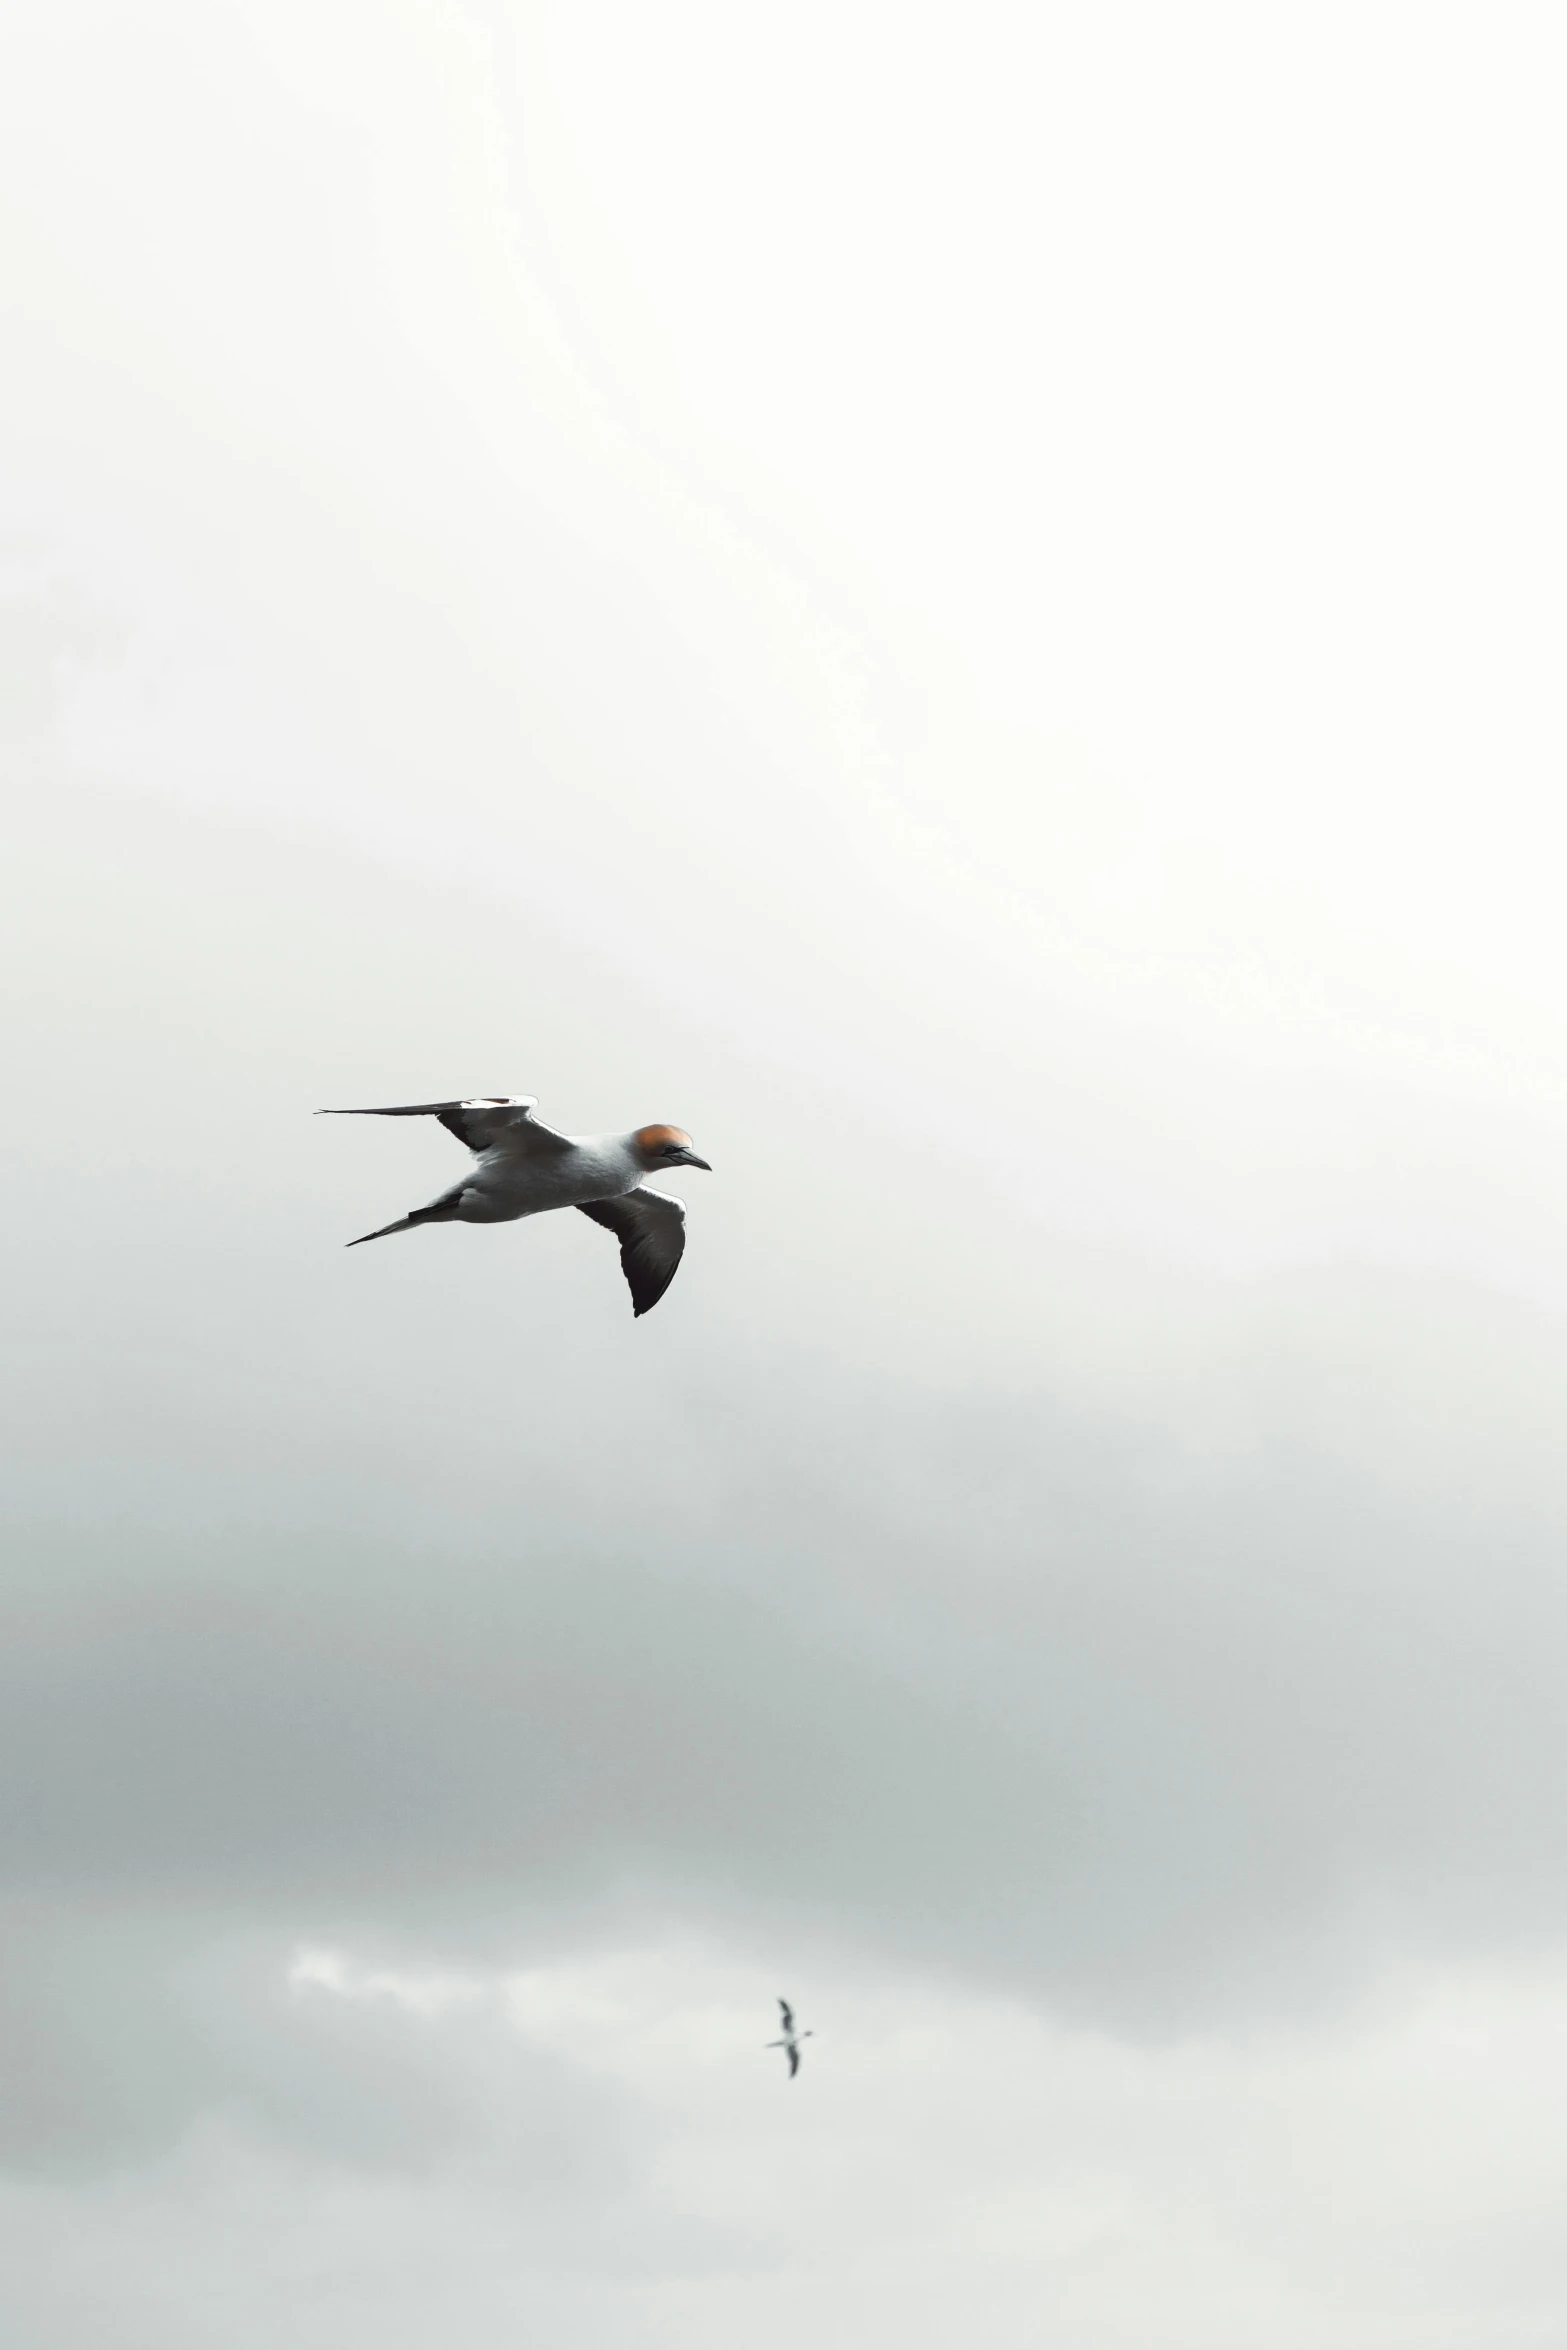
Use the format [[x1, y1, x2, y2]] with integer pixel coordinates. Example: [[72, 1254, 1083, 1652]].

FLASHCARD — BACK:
[[767, 1997, 812, 2078]]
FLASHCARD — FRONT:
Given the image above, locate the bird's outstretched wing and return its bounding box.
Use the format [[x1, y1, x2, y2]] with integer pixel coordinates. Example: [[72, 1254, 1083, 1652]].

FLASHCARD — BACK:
[[577, 1188, 687, 1317], [786, 2042, 801, 2078], [317, 1097, 574, 1156], [778, 1997, 795, 2032]]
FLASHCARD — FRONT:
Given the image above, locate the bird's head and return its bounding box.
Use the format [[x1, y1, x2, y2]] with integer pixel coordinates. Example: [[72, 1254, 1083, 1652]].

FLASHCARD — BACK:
[[632, 1123, 712, 1173]]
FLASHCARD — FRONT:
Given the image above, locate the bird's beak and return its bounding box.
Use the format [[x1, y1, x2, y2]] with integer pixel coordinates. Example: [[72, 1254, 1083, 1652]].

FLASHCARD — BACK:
[[681, 1151, 712, 1171]]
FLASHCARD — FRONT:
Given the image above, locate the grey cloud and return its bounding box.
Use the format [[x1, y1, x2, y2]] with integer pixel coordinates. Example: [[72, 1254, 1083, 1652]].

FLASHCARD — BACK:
[[7, 776, 1567, 2100], [0, 1899, 475, 2177]]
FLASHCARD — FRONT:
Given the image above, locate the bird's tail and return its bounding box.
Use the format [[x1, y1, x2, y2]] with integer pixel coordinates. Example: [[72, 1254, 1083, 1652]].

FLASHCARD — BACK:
[[346, 1214, 420, 1246], [346, 1199, 459, 1247]]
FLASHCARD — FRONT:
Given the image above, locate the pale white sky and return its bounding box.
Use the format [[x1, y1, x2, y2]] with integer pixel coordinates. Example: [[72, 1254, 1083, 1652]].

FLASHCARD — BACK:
[[5, 5, 1567, 2345]]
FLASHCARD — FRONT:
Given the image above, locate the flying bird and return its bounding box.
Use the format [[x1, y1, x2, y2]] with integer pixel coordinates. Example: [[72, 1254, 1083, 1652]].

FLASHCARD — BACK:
[[767, 1997, 812, 2078], [318, 1096, 711, 1316]]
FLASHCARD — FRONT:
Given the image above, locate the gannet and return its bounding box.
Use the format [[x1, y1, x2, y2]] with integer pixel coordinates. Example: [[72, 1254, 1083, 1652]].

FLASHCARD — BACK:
[[318, 1096, 711, 1316], [766, 1997, 812, 2078]]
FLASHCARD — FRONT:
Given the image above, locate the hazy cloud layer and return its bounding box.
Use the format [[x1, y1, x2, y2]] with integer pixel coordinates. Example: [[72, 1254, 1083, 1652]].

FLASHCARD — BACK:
[[6, 3, 1567, 2343]]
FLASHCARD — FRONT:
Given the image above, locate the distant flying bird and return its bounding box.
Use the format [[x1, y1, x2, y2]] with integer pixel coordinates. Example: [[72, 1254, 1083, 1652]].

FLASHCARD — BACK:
[[767, 1997, 812, 2078], [318, 1096, 711, 1316]]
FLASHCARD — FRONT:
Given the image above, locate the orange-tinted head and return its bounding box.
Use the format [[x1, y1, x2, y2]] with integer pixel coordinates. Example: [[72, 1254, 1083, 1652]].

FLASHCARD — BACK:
[[632, 1124, 712, 1172]]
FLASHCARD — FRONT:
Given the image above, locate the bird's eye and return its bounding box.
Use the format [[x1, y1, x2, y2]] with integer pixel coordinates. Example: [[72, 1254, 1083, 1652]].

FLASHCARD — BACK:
[[663, 1143, 682, 1156]]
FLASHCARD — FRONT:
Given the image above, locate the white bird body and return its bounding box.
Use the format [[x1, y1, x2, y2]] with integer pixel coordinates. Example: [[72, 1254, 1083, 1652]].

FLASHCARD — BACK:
[[319, 1096, 711, 1315], [449, 1129, 647, 1223]]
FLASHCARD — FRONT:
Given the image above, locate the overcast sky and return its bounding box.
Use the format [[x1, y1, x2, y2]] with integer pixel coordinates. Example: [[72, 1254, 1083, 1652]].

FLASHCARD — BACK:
[[5, 4, 1567, 2344]]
